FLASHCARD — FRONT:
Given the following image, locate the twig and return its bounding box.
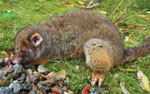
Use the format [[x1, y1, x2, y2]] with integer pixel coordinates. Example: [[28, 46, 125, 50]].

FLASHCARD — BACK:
[[86, 0, 94, 8], [109, 0, 124, 17]]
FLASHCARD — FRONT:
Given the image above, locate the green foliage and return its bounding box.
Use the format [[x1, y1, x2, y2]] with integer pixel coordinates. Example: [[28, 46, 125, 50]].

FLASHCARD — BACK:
[[135, 0, 150, 10], [0, 0, 150, 93]]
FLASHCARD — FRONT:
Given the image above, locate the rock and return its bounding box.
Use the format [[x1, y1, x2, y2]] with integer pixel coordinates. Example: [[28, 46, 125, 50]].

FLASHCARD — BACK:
[[22, 83, 32, 91], [90, 88, 97, 94], [37, 64, 49, 73], [0, 87, 14, 94], [31, 71, 41, 83], [28, 89, 36, 94], [13, 64, 23, 74], [25, 71, 41, 83], [37, 82, 49, 91], [22, 64, 32, 69], [17, 73, 26, 83], [27, 69, 32, 75], [7, 73, 19, 80], [39, 77, 59, 86], [9, 81, 21, 93]]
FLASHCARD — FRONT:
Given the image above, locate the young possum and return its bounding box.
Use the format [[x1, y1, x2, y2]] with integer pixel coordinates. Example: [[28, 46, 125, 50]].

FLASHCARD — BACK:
[[13, 10, 150, 86]]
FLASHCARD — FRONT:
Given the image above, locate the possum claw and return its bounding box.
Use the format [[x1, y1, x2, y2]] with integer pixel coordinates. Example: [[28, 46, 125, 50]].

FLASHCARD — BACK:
[[91, 73, 105, 87]]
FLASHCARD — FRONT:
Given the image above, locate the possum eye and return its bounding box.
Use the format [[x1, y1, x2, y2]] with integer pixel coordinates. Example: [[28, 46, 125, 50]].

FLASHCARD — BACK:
[[21, 48, 27, 53]]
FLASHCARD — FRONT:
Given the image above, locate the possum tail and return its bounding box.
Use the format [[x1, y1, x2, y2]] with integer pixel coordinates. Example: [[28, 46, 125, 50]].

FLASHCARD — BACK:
[[121, 36, 150, 64]]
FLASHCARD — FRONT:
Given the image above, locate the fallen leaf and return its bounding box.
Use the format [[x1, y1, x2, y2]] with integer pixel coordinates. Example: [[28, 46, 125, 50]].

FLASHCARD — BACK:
[[145, 15, 150, 21], [77, 0, 84, 5], [98, 10, 107, 15], [137, 70, 150, 92], [42, 70, 66, 80], [0, 0, 2, 4], [119, 68, 137, 72], [0, 22, 13, 28], [66, 2, 76, 7], [50, 87, 61, 94], [5, 64, 12, 71], [82, 85, 93, 94], [133, 4, 138, 8], [32, 83, 38, 91], [137, 15, 147, 18], [120, 83, 130, 94], [56, 70, 67, 79], [0, 33, 4, 37], [123, 11, 127, 15], [0, 51, 14, 60]]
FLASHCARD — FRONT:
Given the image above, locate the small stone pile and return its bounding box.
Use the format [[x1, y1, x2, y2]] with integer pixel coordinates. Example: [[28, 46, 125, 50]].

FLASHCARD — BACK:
[[0, 52, 72, 94]]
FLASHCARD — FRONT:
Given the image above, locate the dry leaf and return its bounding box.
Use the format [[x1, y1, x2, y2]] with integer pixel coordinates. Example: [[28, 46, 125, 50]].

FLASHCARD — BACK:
[[120, 83, 130, 94], [0, 33, 4, 37], [0, 22, 13, 28], [145, 15, 150, 21], [42, 70, 66, 79], [82, 85, 92, 94], [0, 1, 2, 4], [0, 51, 14, 60], [98, 10, 107, 15], [119, 68, 137, 72], [123, 11, 127, 15], [77, 0, 84, 5], [50, 87, 61, 94], [66, 2, 76, 7], [137, 15, 147, 17], [32, 83, 38, 91], [5, 64, 12, 71], [137, 70, 150, 92]]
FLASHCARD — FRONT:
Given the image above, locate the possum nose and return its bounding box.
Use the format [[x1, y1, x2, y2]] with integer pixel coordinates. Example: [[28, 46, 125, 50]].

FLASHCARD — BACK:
[[13, 57, 23, 64]]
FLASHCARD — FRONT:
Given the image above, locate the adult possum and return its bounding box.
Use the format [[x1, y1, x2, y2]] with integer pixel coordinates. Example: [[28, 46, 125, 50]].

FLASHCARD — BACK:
[[13, 10, 150, 86]]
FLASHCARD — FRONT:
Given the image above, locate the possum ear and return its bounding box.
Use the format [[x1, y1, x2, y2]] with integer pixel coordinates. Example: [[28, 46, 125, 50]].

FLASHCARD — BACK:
[[30, 33, 43, 47]]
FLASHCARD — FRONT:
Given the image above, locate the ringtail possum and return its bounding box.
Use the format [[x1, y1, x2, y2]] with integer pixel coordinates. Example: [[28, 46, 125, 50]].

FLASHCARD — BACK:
[[13, 10, 150, 86]]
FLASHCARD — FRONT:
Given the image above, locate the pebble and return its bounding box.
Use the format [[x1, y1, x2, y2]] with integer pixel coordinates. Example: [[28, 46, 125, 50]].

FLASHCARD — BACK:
[[23, 64, 32, 69], [13, 64, 23, 74], [27, 69, 33, 75], [0, 87, 14, 94], [31, 71, 41, 83], [28, 89, 36, 94], [37, 64, 49, 73], [22, 83, 32, 91], [17, 73, 26, 83], [9, 81, 21, 93]]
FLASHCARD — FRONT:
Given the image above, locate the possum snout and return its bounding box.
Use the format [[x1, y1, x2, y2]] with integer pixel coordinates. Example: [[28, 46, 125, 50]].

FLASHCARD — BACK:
[[13, 57, 23, 64]]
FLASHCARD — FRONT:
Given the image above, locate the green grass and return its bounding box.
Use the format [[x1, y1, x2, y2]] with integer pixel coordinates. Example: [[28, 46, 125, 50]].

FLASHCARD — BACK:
[[0, 0, 150, 94]]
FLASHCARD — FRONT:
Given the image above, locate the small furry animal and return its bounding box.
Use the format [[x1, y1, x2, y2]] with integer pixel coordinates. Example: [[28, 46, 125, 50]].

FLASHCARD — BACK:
[[13, 10, 150, 86]]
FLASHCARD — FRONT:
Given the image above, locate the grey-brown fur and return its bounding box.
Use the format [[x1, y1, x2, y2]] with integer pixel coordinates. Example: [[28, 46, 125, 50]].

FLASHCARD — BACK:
[[14, 10, 150, 85], [15, 10, 124, 64]]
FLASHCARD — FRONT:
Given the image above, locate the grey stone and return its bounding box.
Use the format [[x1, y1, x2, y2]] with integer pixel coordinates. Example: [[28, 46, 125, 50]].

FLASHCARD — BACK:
[[28, 89, 36, 94], [9, 81, 21, 93], [22, 83, 32, 91], [0, 87, 14, 94], [13, 64, 23, 74]]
